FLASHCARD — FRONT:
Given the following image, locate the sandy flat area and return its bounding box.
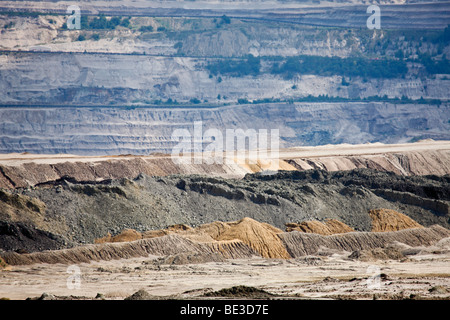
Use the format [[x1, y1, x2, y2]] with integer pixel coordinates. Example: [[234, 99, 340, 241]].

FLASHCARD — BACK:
[[0, 140, 449, 167], [1, 250, 449, 300]]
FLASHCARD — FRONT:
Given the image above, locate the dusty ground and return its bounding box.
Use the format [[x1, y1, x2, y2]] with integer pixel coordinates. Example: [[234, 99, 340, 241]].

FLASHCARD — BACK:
[[1, 140, 448, 166], [1, 250, 449, 300]]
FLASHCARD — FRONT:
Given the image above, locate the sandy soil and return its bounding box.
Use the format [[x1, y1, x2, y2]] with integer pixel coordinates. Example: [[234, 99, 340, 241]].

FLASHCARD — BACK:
[[1, 250, 449, 300], [1, 140, 448, 166]]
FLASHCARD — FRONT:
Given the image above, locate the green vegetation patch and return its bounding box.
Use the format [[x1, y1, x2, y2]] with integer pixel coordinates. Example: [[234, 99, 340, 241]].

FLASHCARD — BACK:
[[271, 56, 408, 79]]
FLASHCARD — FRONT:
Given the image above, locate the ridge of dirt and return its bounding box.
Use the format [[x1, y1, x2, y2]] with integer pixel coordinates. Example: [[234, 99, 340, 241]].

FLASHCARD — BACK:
[[280, 225, 450, 258], [0, 233, 259, 266], [348, 247, 406, 262], [203, 285, 276, 299], [285, 219, 354, 235], [204, 217, 291, 259], [3, 217, 449, 266]]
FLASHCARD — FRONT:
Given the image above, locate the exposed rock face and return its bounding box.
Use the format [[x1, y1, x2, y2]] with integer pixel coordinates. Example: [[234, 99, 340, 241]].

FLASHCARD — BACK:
[[1, 52, 449, 104], [0, 103, 448, 156]]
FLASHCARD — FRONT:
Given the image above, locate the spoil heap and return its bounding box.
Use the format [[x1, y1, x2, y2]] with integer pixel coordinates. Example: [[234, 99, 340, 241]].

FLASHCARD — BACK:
[[369, 209, 424, 232]]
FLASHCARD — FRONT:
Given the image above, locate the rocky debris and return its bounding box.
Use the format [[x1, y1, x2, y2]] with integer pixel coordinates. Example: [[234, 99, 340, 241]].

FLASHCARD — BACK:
[[26, 292, 91, 301], [0, 157, 250, 189], [249, 169, 450, 202], [203, 286, 275, 299], [37, 293, 56, 301], [285, 219, 354, 235], [95, 293, 105, 300], [125, 289, 158, 301], [287, 149, 450, 177], [369, 209, 424, 232]]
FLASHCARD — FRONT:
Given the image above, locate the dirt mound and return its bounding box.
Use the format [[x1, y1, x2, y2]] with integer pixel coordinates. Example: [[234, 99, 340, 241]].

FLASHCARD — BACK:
[[195, 221, 232, 239], [286, 219, 354, 235], [3, 168, 450, 251], [369, 209, 424, 232], [95, 224, 193, 243], [124, 289, 158, 301], [166, 224, 193, 232], [0, 233, 257, 266], [203, 286, 275, 299], [110, 218, 290, 259], [200, 217, 290, 259], [0, 221, 67, 253], [280, 225, 450, 258], [0, 189, 46, 214], [202, 240, 260, 259], [1, 234, 203, 265], [152, 251, 226, 265], [348, 247, 406, 262]]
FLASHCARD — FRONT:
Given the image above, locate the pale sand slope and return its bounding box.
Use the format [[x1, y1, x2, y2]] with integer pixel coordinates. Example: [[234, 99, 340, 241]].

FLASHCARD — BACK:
[[0, 140, 449, 189]]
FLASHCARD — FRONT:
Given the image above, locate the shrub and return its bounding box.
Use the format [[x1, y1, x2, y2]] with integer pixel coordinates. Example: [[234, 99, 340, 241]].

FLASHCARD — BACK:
[[190, 98, 201, 104], [139, 25, 154, 32]]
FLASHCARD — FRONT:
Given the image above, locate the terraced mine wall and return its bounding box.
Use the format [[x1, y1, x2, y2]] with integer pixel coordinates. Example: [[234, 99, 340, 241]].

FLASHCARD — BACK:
[[2, 1, 449, 29], [0, 103, 448, 155]]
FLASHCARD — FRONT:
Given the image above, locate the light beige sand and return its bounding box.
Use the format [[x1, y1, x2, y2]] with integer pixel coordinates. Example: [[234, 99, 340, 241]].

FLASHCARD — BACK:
[[1, 140, 448, 166], [1, 250, 449, 300]]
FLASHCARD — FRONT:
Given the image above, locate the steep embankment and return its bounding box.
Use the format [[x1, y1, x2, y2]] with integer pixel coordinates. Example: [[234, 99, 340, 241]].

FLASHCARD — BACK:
[[286, 148, 450, 176], [0, 104, 449, 156], [1, 140, 449, 189]]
